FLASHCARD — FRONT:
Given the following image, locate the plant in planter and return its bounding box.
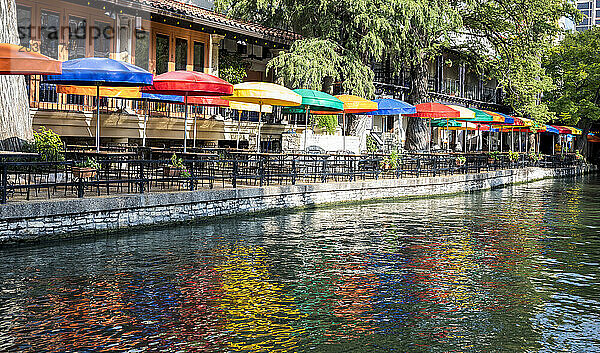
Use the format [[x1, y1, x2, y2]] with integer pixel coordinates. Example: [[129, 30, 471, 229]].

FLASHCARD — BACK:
[[508, 150, 519, 162], [164, 154, 191, 177], [488, 151, 500, 163], [73, 157, 100, 179], [528, 152, 541, 163], [575, 150, 584, 162], [455, 155, 466, 166]]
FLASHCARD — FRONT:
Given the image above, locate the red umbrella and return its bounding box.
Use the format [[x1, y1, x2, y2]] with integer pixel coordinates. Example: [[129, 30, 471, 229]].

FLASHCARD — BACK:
[[185, 96, 230, 148], [142, 71, 233, 152], [0, 43, 61, 75], [404, 103, 460, 151]]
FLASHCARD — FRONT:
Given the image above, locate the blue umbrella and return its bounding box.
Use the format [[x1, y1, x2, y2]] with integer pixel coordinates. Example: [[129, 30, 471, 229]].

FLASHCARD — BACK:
[[365, 98, 416, 116], [365, 99, 416, 151], [45, 58, 153, 152]]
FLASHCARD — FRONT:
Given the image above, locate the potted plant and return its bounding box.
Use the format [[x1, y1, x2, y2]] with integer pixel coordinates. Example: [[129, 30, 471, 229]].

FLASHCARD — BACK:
[[528, 152, 541, 164], [575, 150, 584, 163], [72, 157, 100, 179], [488, 151, 500, 164], [164, 154, 191, 177], [508, 150, 519, 163], [455, 155, 466, 166]]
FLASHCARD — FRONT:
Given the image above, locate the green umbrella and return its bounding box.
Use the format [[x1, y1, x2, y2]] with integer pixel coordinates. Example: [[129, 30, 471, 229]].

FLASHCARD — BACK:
[[285, 89, 344, 151]]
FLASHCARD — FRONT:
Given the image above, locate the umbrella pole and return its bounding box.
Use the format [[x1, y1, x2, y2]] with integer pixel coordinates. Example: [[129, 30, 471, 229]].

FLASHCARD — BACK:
[[463, 129, 466, 153], [446, 118, 449, 152], [511, 128, 514, 151], [184, 93, 188, 153], [500, 130, 503, 152], [428, 118, 431, 153], [96, 85, 101, 153], [343, 112, 346, 152], [304, 108, 309, 151], [193, 106, 199, 149], [142, 98, 149, 147], [257, 103, 262, 153], [237, 110, 241, 149], [519, 130, 522, 153]]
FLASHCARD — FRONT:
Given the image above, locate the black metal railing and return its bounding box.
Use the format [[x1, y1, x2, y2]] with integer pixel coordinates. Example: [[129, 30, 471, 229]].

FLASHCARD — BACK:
[[0, 152, 583, 204]]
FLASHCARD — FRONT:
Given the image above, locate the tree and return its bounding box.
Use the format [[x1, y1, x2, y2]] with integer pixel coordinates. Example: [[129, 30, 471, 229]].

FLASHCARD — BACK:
[[380, 0, 462, 150], [215, 0, 576, 151], [218, 51, 249, 84], [543, 27, 600, 155], [460, 0, 579, 123], [214, 0, 387, 96], [0, 0, 32, 150]]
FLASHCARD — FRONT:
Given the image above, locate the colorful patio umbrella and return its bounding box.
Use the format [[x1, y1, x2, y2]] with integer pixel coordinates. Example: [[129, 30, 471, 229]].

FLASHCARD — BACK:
[[223, 82, 302, 153], [333, 95, 378, 151], [555, 126, 582, 135], [365, 99, 416, 152], [142, 71, 233, 152], [0, 43, 61, 75], [289, 89, 344, 151], [57, 84, 184, 147], [405, 103, 460, 152], [229, 101, 273, 149], [365, 99, 416, 116], [45, 58, 153, 152]]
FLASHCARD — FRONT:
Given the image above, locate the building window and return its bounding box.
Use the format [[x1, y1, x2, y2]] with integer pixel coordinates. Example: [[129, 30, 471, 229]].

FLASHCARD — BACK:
[[40, 10, 59, 59], [118, 16, 132, 62], [597, 0, 600, 8], [68, 16, 87, 60], [17, 6, 31, 48], [596, 9, 600, 17], [155, 34, 169, 74], [135, 30, 149, 70], [175, 38, 188, 71], [94, 21, 112, 58], [577, 2, 591, 9], [193, 41, 204, 72]]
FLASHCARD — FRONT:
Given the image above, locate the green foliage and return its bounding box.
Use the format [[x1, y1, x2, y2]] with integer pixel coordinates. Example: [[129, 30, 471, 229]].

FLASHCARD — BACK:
[[312, 114, 338, 135], [528, 152, 541, 161], [543, 27, 600, 126], [218, 51, 249, 85], [366, 135, 378, 152], [267, 39, 374, 97], [170, 154, 191, 178], [386, 150, 400, 169], [489, 151, 501, 160], [76, 157, 101, 170], [456, 155, 466, 165], [575, 150, 584, 161], [460, 0, 579, 123], [25, 127, 65, 162], [508, 150, 519, 162]]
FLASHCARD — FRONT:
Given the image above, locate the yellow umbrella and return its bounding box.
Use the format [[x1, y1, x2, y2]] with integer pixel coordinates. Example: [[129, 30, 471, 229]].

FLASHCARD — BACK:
[[224, 82, 302, 152], [321, 95, 377, 151], [57, 85, 141, 98], [229, 101, 273, 149]]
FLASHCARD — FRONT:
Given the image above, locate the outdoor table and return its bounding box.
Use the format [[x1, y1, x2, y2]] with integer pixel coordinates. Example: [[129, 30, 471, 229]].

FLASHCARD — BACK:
[[69, 150, 137, 161], [0, 151, 40, 162]]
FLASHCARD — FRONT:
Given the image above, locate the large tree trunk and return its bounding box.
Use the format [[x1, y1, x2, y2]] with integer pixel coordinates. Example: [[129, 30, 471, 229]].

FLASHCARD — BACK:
[[404, 61, 429, 151], [0, 0, 32, 151], [577, 118, 592, 158]]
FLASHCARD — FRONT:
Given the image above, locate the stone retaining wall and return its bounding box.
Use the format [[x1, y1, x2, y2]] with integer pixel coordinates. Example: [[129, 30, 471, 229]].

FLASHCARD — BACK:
[[0, 166, 594, 245]]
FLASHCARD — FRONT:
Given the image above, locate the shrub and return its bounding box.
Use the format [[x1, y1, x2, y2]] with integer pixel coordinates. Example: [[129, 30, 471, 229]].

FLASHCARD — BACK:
[[25, 127, 65, 161]]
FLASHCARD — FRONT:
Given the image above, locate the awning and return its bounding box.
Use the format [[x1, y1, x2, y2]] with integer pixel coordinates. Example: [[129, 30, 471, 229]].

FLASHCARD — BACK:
[[365, 98, 416, 116], [0, 43, 61, 75], [405, 103, 460, 119]]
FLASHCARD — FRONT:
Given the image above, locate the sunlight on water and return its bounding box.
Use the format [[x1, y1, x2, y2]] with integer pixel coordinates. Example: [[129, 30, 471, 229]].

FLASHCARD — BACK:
[[1, 175, 599, 352]]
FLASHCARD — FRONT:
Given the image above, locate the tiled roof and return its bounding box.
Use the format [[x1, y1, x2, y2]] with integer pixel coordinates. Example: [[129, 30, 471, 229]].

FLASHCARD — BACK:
[[136, 0, 301, 44]]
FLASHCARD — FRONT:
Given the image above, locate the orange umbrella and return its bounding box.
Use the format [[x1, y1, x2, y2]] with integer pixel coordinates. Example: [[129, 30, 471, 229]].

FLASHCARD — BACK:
[[0, 43, 61, 75]]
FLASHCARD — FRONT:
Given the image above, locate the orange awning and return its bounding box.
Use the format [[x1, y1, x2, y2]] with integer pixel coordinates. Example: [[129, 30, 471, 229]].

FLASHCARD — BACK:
[[0, 43, 61, 75], [56, 85, 141, 98]]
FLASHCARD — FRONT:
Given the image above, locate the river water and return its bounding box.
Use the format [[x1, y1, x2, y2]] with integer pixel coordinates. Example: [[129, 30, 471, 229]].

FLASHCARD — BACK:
[[1, 175, 599, 352]]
